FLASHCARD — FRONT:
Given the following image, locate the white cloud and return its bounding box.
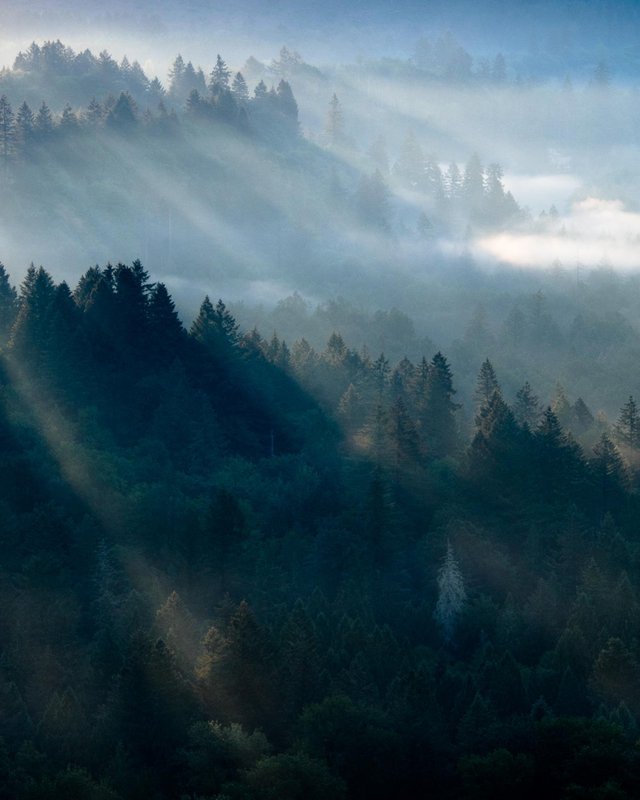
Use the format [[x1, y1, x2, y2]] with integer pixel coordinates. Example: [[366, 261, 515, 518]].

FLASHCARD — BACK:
[[474, 197, 640, 271]]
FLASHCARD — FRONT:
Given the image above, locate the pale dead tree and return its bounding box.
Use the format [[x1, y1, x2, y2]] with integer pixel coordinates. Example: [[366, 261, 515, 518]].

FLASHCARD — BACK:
[[435, 540, 466, 643]]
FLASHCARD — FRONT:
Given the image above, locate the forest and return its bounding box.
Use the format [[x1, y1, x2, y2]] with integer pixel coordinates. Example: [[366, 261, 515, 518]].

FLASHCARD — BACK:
[[2, 1, 640, 796], [0, 259, 638, 798]]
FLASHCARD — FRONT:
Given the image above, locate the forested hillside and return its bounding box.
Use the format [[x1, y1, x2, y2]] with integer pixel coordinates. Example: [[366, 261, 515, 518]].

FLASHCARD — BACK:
[[0, 260, 640, 798]]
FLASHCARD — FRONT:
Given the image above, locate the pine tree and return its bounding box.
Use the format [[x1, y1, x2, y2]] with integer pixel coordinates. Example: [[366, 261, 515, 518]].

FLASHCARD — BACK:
[[614, 396, 640, 449], [147, 282, 185, 357], [571, 397, 594, 435], [420, 352, 459, 458], [591, 432, 627, 513], [338, 383, 364, 429], [0, 263, 17, 344], [534, 407, 586, 498], [551, 383, 572, 427], [470, 389, 522, 484], [435, 541, 466, 643], [106, 92, 137, 130], [232, 71, 249, 103], [84, 97, 103, 126], [59, 104, 79, 132], [462, 152, 485, 213], [445, 162, 463, 202], [0, 95, 15, 167], [210, 54, 231, 92], [387, 396, 420, 474], [10, 265, 56, 360], [514, 382, 540, 429], [276, 79, 298, 128], [473, 359, 500, 411], [169, 54, 186, 87], [254, 80, 268, 100], [15, 101, 35, 151], [35, 102, 54, 140]]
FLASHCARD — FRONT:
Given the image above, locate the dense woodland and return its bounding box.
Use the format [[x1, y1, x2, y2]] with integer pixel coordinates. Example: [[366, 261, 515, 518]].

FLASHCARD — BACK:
[[2, 13, 640, 798], [0, 259, 639, 798]]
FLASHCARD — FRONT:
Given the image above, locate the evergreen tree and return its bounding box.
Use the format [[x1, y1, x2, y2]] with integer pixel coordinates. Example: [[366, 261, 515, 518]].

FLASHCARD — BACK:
[[534, 407, 586, 499], [232, 71, 249, 103], [387, 396, 420, 474], [35, 101, 54, 140], [614, 396, 640, 449], [276, 79, 298, 128], [591, 432, 627, 513], [106, 92, 137, 130], [9, 265, 56, 361], [445, 161, 463, 202], [435, 541, 466, 643], [210, 54, 231, 92], [473, 359, 500, 411], [420, 352, 459, 458], [0, 95, 15, 167], [0, 263, 17, 344], [571, 397, 594, 435], [462, 152, 485, 213], [84, 97, 103, 126], [147, 282, 185, 357], [59, 104, 79, 132], [191, 296, 240, 359], [514, 381, 540, 429], [470, 389, 522, 485], [15, 101, 35, 151]]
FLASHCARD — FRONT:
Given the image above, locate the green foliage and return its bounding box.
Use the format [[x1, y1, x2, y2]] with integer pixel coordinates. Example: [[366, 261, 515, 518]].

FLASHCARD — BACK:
[[0, 258, 639, 799]]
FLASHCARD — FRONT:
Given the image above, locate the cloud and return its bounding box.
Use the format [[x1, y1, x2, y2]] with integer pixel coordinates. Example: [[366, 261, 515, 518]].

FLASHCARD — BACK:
[[474, 197, 640, 271]]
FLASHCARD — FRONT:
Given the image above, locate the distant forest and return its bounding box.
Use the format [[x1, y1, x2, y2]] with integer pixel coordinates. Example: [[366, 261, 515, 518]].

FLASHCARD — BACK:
[[1, 260, 640, 797]]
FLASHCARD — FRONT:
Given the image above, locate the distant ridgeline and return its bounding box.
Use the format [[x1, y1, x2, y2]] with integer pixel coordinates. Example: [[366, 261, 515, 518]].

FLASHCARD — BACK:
[[0, 40, 521, 240], [1, 259, 640, 796], [0, 42, 299, 141]]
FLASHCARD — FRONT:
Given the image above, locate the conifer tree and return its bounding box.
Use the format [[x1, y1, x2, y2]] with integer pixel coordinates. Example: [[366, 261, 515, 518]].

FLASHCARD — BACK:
[[514, 381, 540, 429], [232, 71, 249, 103], [614, 396, 640, 449], [276, 79, 298, 128], [210, 54, 231, 91], [435, 541, 466, 643], [15, 101, 35, 151], [591, 432, 627, 512], [0, 263, 17, 344], [420, 352, 459, 458], [473, 359, 500, 411], [462, 152, 485, 212], [147, 282, 185, 357], [10, 265, 56, 360], [35, 102, 54, 139], [387, 396, 420, 474], [84, 97, 103, 126], [0, 95, 15, 167]]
